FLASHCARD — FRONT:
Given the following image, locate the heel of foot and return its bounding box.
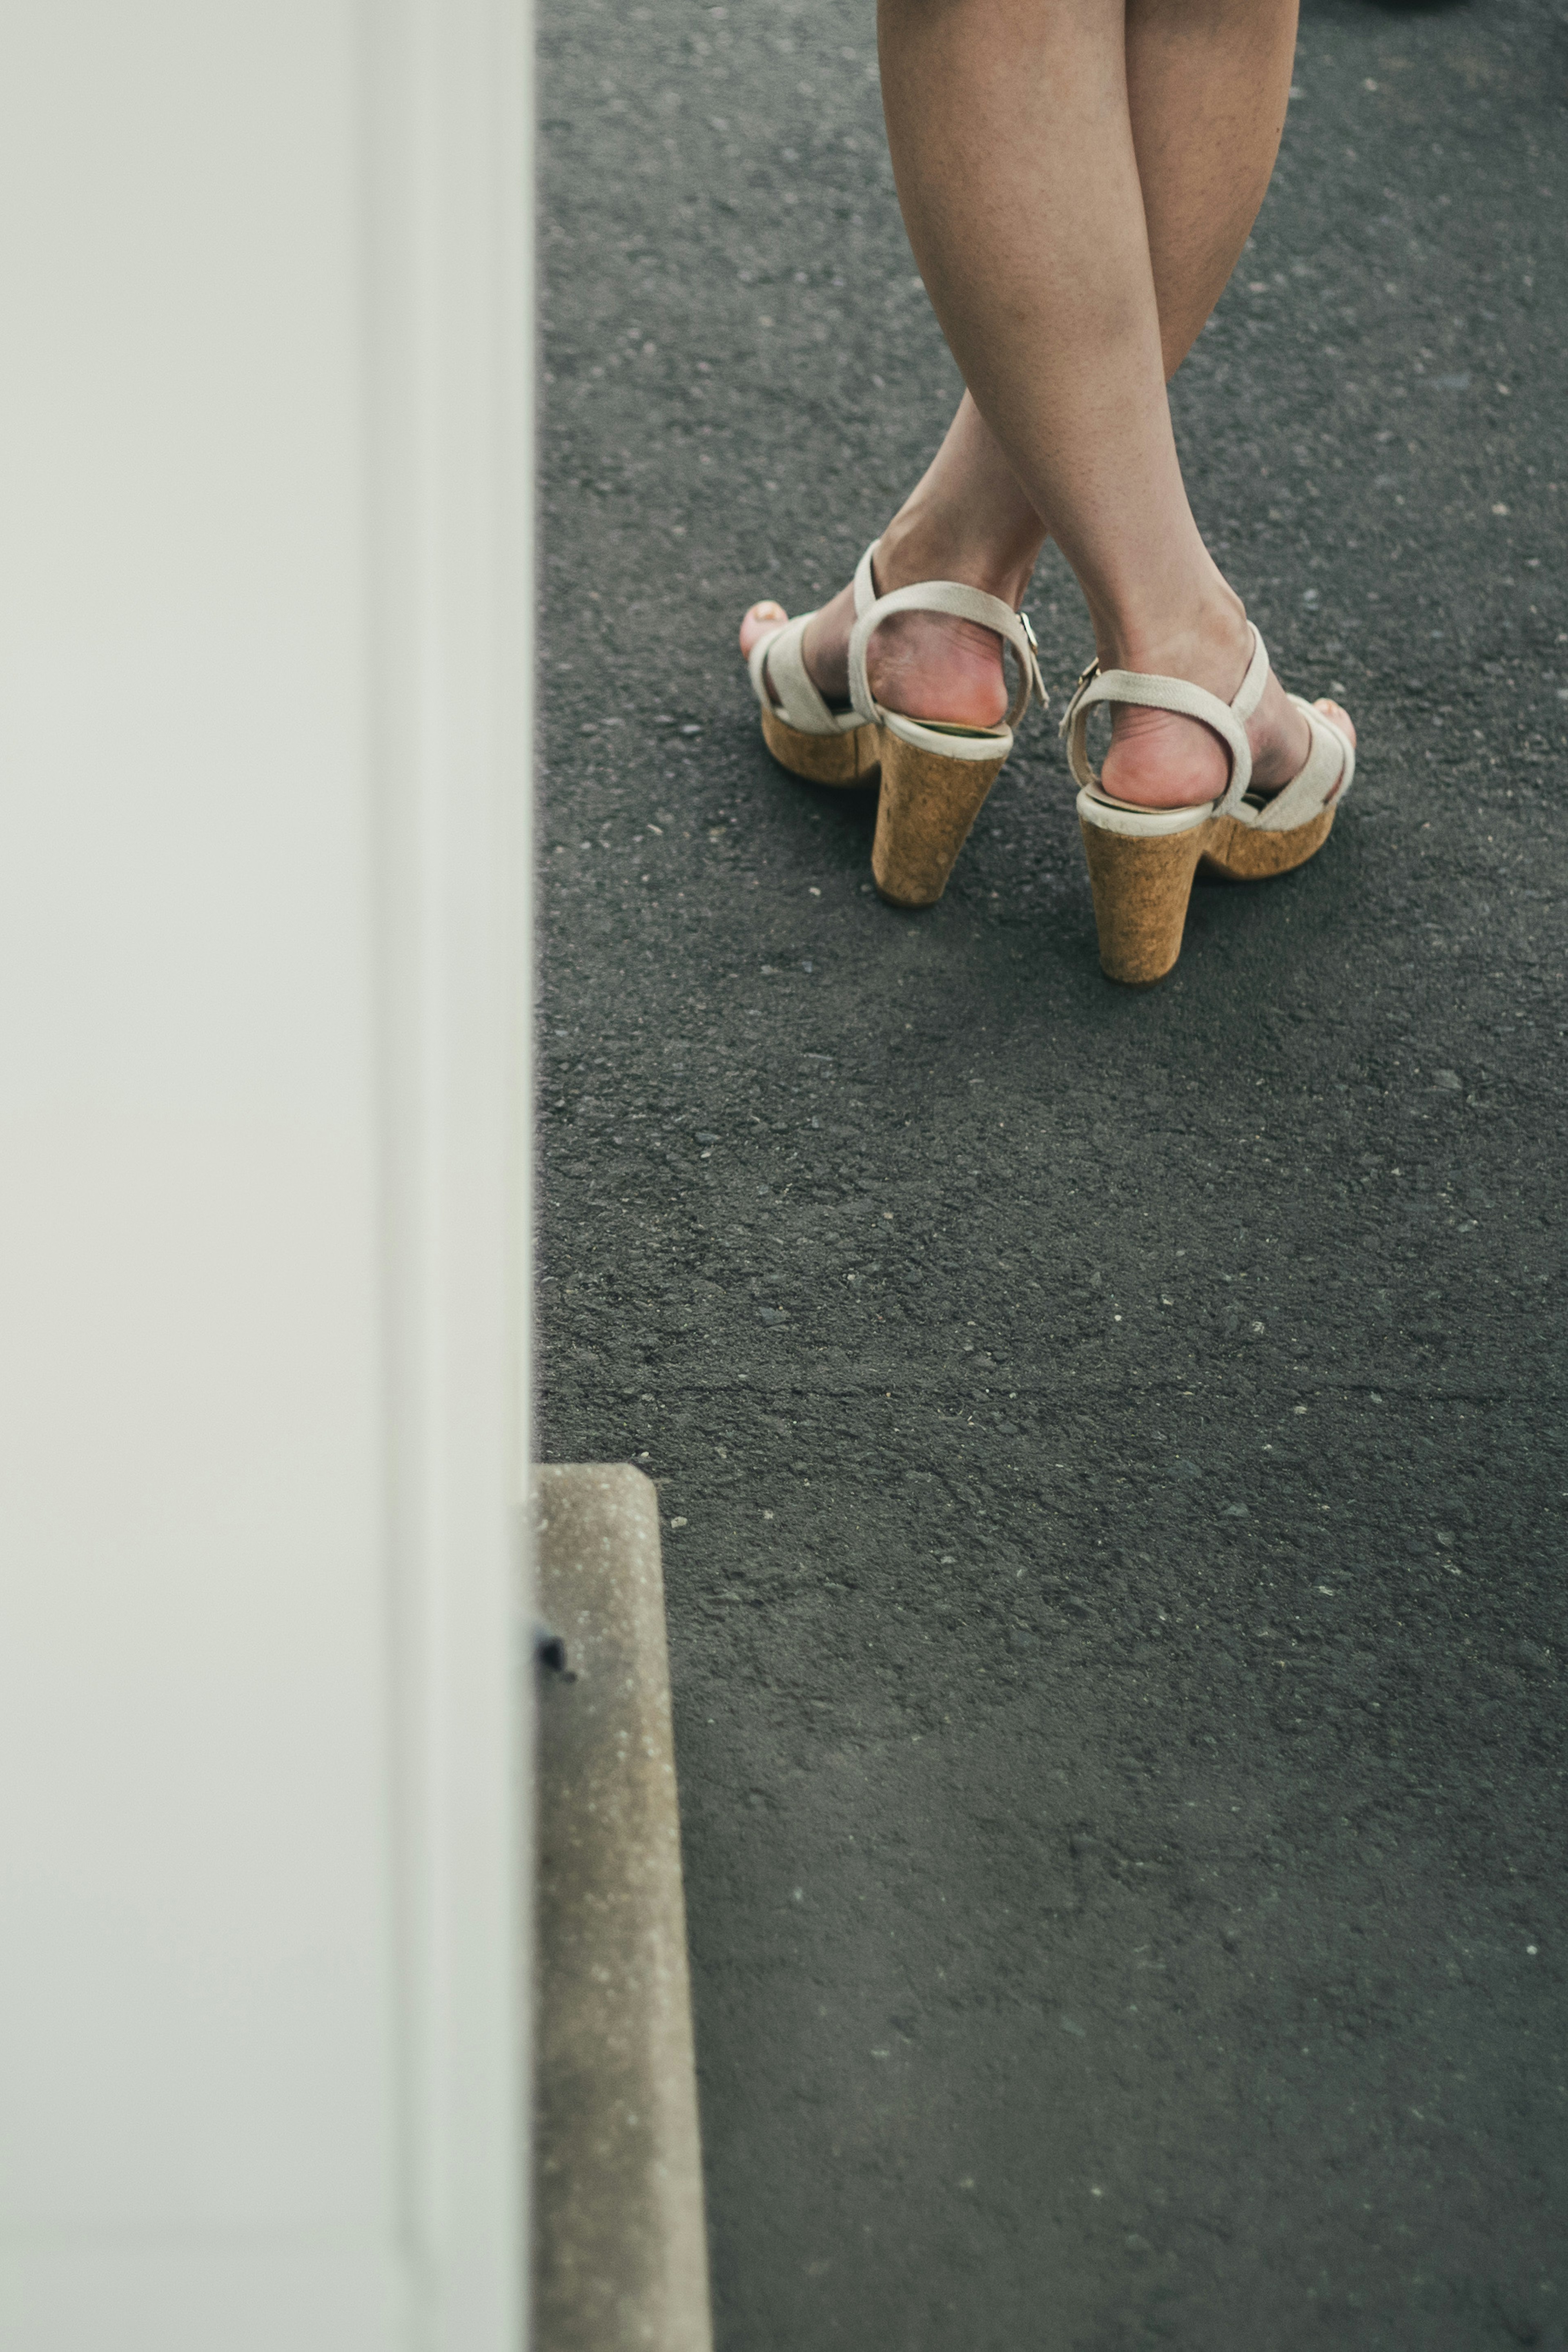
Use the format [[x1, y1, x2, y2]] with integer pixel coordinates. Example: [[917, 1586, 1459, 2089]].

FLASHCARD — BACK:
[[1100, 705, 1231, 814]]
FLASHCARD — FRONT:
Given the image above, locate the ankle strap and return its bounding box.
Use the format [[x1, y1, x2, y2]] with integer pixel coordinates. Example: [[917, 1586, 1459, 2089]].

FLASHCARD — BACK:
[[847, 541, 1048, 733], [1059, 625, 1269, 819]]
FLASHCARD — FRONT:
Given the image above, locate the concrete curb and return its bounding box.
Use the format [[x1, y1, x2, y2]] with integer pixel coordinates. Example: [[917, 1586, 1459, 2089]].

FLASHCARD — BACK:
[[531, 1464, 712, 2352]]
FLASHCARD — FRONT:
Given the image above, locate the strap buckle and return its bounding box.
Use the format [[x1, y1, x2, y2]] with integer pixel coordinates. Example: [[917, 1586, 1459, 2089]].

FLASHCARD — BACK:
[[1058, 655, 1101, 738], [1016, 609, 1049, 715]]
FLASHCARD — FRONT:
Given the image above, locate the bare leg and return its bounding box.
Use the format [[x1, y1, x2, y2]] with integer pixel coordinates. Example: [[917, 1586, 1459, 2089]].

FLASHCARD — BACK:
[[878, 0, 1347, 796], [741, 0, 1352, 793]]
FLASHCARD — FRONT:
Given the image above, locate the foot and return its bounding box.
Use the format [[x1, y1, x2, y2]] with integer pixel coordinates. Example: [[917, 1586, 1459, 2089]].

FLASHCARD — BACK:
[[738, 553, 1024, 733], [1098, 611, 1355, 809]]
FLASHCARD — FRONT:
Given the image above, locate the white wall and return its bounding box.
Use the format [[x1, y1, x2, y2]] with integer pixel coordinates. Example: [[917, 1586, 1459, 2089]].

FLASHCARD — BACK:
[[0, 3, 531, 2345]]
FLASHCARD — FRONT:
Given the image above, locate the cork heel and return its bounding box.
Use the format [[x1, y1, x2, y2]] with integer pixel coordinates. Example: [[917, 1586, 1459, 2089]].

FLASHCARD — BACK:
[[1078, 814, 1207, 986], [871, 731, 1008, 909], [760, 706, 880, 788]]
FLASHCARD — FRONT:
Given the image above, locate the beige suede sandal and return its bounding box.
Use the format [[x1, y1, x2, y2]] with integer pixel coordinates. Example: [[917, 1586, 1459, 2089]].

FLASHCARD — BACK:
[[747, 542, 1047, 907], [1061, 626, 1355, 986]]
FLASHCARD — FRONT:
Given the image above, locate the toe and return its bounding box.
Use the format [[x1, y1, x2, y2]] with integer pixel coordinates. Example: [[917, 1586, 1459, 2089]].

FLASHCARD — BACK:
[[739, 600, 787, 661], [1314, 696, 1356, 749]]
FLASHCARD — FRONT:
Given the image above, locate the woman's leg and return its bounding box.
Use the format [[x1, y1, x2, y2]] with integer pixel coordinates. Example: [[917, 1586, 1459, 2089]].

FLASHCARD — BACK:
[[877, 0, 1344, 798], [742, 0, 1349, 792], [844, 0, 1303, 655]]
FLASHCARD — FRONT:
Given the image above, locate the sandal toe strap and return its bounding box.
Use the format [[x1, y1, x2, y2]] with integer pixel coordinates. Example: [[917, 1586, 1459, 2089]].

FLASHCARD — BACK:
[[1249, 696, 1356, 830], [749, 610, 855, 736]]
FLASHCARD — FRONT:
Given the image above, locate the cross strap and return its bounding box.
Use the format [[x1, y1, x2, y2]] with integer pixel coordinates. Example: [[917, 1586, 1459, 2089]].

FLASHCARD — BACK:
[[747, 610, 864, 736], [1060, 626, 1270, 820], [1250, 695, 1356, 829], [846, 542, 1048, 734]]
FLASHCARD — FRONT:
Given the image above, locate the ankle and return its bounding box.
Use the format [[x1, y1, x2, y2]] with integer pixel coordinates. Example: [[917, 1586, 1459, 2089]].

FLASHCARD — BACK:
[[1095, 582, 1252, 701], [876, 502, 1040, 613]]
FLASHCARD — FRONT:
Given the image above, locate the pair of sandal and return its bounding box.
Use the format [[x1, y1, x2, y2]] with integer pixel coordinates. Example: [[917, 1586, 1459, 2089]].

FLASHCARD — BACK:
[[744, 542, 1356, 987]]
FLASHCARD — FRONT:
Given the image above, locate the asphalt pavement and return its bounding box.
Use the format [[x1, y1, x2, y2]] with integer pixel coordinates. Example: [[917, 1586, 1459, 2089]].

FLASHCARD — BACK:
[[538, 2, 1568, 2343]]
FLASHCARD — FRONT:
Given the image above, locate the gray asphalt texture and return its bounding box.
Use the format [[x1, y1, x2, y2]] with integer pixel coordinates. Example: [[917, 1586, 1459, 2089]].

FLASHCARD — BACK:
[[538, 2, 1568, 2343]]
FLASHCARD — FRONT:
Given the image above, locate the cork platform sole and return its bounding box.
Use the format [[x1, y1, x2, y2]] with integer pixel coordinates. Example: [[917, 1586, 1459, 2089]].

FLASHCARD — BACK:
[[760, 706, 880, 789], [1080, 804, 1338, 988], [1199, 806, 1336, 883]]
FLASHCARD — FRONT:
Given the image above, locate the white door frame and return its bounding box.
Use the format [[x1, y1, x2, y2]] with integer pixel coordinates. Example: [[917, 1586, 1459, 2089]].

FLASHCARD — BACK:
[[0, 0, 533, 2341], [368, 0, 535, 2342]]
